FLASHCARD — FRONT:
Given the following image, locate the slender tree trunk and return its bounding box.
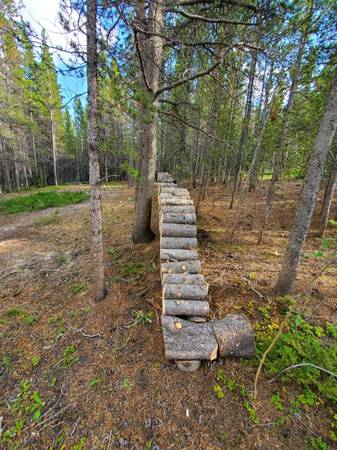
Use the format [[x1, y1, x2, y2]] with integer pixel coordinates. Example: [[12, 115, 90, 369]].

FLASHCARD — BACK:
[[87, 0, 107, 301], [133, 0, 163, 243], [275, 68, 337, 295], [0, 139, 11, 192], [318, 150, 337, 237], [50, 108, 58, 186], [229, 53, 256, 208]]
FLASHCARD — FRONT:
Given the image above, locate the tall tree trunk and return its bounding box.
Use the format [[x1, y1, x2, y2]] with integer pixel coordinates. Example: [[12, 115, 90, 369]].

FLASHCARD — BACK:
[[50, 108, 58, 186], [0, 139, 12, 192], [87, 0, 107, 301], [318, 149, 337, 238], [275, 68, 337, 295], [133, 0, 163, 243], [229, 53, 256, 208]]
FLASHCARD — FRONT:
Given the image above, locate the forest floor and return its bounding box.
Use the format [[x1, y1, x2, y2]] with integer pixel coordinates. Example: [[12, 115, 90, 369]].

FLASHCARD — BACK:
[[0, 181, 336, 450]]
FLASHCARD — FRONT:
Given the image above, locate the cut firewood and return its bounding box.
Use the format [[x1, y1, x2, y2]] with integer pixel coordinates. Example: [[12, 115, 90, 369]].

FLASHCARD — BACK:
[[159, 197, 194, 207], [160, 237, 197, 250], [161, 316, 218, 360], [161, 205, 195, 214], [162, 273, 205, 285], [161, 212, 196, 224], [212, 314, 256, 358], [160, 249, 198, 261], [163, 299, 209, 316], [160, 261, 201, 275], [161, 223, 197, 238], [163, 283, 208, 300]]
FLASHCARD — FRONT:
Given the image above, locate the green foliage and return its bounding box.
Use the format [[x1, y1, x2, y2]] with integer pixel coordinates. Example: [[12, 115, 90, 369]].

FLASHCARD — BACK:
[[6, 307, 21, 317], [71, 438, 86, 450], [121, 377, 133, 390], [0, 191, 89, 215], [213, 384, 225, 399], [243, 400, 259, 424], [70, 281, 91, 295], [61, 346, 79, 369], [258, 314, 337, 402], [88, 377, 103, 387], [31, 355, 41, 368], [309, 436, 329, 450], [271, 393, 284, 411], [1, 380, 44, 444], [131, 310, 153, 326]]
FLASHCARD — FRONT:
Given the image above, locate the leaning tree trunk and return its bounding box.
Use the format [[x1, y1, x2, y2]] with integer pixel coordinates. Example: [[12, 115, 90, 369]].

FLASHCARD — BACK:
[[318, 148, 337, 238], [87, 0, 107, 301], [132, 0, 163, 243], [275, 68, 337, 295]]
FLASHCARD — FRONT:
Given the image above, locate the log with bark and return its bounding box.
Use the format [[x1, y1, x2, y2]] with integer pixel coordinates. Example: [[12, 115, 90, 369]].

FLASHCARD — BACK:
[[160, 260, 201, 274], [161, 205, 196, 214], [160, 237, 198, 249], [161, 223, 197, 237], [160, 249, 199, 261], [161, 316, 218, 361], [163, 299, 210, 316], [161, 212, 196, 224], [163, 283, 208, 300], [212, 314, 256, 357], [162, 273, 205, 285], [159, 197, 194, 207]]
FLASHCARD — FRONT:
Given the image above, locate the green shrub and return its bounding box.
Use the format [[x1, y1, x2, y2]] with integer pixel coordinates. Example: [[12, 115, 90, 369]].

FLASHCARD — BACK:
[[258, 314, 337, 402], [0, 191, 89, 215]]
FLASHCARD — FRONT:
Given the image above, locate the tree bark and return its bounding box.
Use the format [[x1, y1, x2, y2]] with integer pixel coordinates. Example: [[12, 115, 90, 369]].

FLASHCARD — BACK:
[[275, 67, 337, 295], [50, 107, 58, 186], [133, 0, 163, 243], [87, 0, 107, 301], [318, 149, 337, 237]]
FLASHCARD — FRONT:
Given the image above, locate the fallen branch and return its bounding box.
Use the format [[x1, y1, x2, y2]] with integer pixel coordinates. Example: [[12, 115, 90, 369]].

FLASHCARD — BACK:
[[268, 363, 337, 383]]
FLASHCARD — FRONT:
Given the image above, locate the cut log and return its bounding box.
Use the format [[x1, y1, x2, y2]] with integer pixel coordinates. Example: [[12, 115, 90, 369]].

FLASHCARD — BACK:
[[160, 189, 190, 198], [162, 273, 205, 285], [159, 197, 194, 207], [157, 172, 173, 183], [161, 260, 201, 274], [161, 212, 196, 224], [162, 205, 195, 214], [162, 223, 197, 238], [161, 237, 197, 250], [161, 315, 218, 360], [176, 360, 201, 371], [163, 283, 208, 300], [160, 249, 198, 261], [163, 299, 209, 316], [212, 314, 256, 358]]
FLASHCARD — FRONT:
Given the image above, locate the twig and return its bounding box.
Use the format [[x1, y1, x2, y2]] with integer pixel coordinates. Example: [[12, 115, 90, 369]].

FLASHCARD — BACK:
[[241, 276, 264, 298], [72, 328, 102, 339], [268, 363, 337, 383]]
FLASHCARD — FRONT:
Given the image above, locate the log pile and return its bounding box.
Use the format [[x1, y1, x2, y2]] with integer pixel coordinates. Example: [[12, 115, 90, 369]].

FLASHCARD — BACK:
[[157, 172, 256, 371]]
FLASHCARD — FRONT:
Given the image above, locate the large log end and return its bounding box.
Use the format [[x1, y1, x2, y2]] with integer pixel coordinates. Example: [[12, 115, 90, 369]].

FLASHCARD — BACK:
[[212, 314, 256, 358], [161, 315, 218, 361]]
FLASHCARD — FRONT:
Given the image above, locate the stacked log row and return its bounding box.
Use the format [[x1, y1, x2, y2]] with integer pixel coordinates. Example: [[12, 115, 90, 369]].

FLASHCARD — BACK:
[[156, 172, 256, 371]]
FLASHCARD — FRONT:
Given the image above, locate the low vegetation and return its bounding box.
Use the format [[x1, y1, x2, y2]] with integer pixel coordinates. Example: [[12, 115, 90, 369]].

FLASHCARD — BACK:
[[0, 191, 89, 215]]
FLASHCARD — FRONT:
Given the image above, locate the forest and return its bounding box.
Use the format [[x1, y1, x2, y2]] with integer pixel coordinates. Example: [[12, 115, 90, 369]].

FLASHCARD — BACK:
[[0, 0, 337, 449]]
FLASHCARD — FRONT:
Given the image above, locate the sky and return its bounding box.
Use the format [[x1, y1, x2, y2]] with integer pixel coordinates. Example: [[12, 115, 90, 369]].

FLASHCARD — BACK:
[[21, 0, 86, 108]]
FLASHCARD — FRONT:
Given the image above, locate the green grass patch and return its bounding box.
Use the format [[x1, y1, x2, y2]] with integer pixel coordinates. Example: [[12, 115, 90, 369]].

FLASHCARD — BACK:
[[0, 191, 89, 215]]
